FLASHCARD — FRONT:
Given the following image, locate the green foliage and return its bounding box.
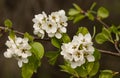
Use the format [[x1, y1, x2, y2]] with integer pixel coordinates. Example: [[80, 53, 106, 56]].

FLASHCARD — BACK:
[[90, 2, 96, 10], [93, 49, 101, 61], [109, 25, 120, 41], [9, 30, 15, 40], [22, 55, 41, 78], [89, 61, 100, 77], [95, 27, 113, 44], [60, 64, 79, 77], [62, 33, 71, 43], [68, 9, 80, 16], [30, 42, 44, 59], [45, 51, 59, 65], [73, 3, 82, 11], [73, 14, 85, 23], [97, 7, 109, 19], [24, 32, 34, 42], [76, 27, 89, 35], [51, 37, 61, 48], [4, 19, 12, 28], [68, 4, 85, 23], [99, 70, 113, 78], [22, 42, 44, 78], [86, 62, 94, 73], [86, 12, 94, 21], [75, 65, 88, 77]]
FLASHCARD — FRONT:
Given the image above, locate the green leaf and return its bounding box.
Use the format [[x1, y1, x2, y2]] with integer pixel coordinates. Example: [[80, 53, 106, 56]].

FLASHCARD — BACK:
[[99, 70, 113, 78], [51, 37, 61, 48], [22, 55, 41, 78], [4, 19, 12, 28], [60, 64, 79, 77], [73, 3, 82, 11], [75, 66, 88, 77], [24, 32, 34, 42], [90, 2, 96, 10], [97, 7, 109, 19], [9, 30, 15, 40], [86, 62, 94, 73], [93, 49, 101, 61], [45, 51, 59, 65], [95, 33, 107, 44], [73, 14, 85, 23], [89, 61, 100, 77], [95, 27, 113, 44], [30, 42, 44, 59], [86, 12, 94, 21], [68, 9, 80, 16], [76, 27, 89, 35], [62, 33, 71, 43]]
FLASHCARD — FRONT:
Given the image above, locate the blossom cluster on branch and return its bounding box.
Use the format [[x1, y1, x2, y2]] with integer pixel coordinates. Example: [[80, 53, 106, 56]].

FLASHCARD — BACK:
[[61, 33, 95, 68], [4, 36, 32, 67], [0, 2, 120, 78], [33, 10, 68, 39]]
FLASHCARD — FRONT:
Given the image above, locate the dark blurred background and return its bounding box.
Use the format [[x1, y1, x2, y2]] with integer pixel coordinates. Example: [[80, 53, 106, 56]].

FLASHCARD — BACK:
[[0, 0, 120, 78]]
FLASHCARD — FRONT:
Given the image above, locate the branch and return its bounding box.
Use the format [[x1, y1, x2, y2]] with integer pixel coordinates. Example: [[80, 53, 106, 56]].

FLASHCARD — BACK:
[[0, 26, 50, 41], [114, 41, 120, 54], [81, 10, 109, 28], [98, 49, 120, 56]]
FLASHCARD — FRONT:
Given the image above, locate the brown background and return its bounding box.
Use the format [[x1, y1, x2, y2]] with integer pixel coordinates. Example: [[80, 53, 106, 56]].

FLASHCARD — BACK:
[[0, 0, 120, 78]]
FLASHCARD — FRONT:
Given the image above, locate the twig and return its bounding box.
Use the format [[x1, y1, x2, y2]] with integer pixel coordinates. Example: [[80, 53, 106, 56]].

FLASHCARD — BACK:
[[0, 26, 50, 41], [96, 17, 109, 28], [98, 49, 120, 56], [114, 41, 120, 54]]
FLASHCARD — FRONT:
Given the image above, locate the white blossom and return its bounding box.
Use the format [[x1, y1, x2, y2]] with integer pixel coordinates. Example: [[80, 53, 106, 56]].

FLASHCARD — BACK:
[[4, 36, 32, 67], [61, 33, 95, 68], [33, 10, 68, 39]]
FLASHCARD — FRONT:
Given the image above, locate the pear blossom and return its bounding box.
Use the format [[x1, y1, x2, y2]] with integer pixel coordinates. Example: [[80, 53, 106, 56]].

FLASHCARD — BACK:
[[4, 36, 32, 67], [32, 10, 68, 39], [61, 33, 95, 68]]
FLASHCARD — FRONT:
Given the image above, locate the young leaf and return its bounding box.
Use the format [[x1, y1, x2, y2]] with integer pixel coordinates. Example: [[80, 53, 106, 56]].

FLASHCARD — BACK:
[[73, 3, 82, 11], [95, 33, 107, 44], [51, 37, 61, 48], [86, 62, 94, 73], [76, 27, 89, 35], [22, 55, 41, 78], [75, 66, 88, 77], [45, 51, 59, 65], [30, 42, 44, 59], [99, 70, 113, 78], [9, 30, 15, 40], [73, 14, 85, 23], [86, 12, 94, 21], [60, 64, 79, 77], [68, 9, 80, 16], [93, 49, 101, 61], [4, 19, 12, 28], [89, 61, 100, 77], [97, 7, 109, 19], [24, 32, 34, 42], [90, 2, 96, 10], [62, 33, 71, 43]]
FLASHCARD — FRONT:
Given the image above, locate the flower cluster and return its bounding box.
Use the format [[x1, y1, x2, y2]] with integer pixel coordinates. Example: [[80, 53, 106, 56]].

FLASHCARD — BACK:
[[32, 10, 68, 39], [61, 33, 95, 68], [4, 36, 32, 67]]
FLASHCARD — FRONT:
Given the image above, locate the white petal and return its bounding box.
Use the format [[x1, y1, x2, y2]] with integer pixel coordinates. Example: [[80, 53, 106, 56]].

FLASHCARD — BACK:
[[60, 27, 66, 33], [48, 33, 55, 38], [55, 33, 62, 39], [4, 52, 12, 58], [22, 58, 28, 63], [18, 60, 23, 68], [86, 55, 95, 62]]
